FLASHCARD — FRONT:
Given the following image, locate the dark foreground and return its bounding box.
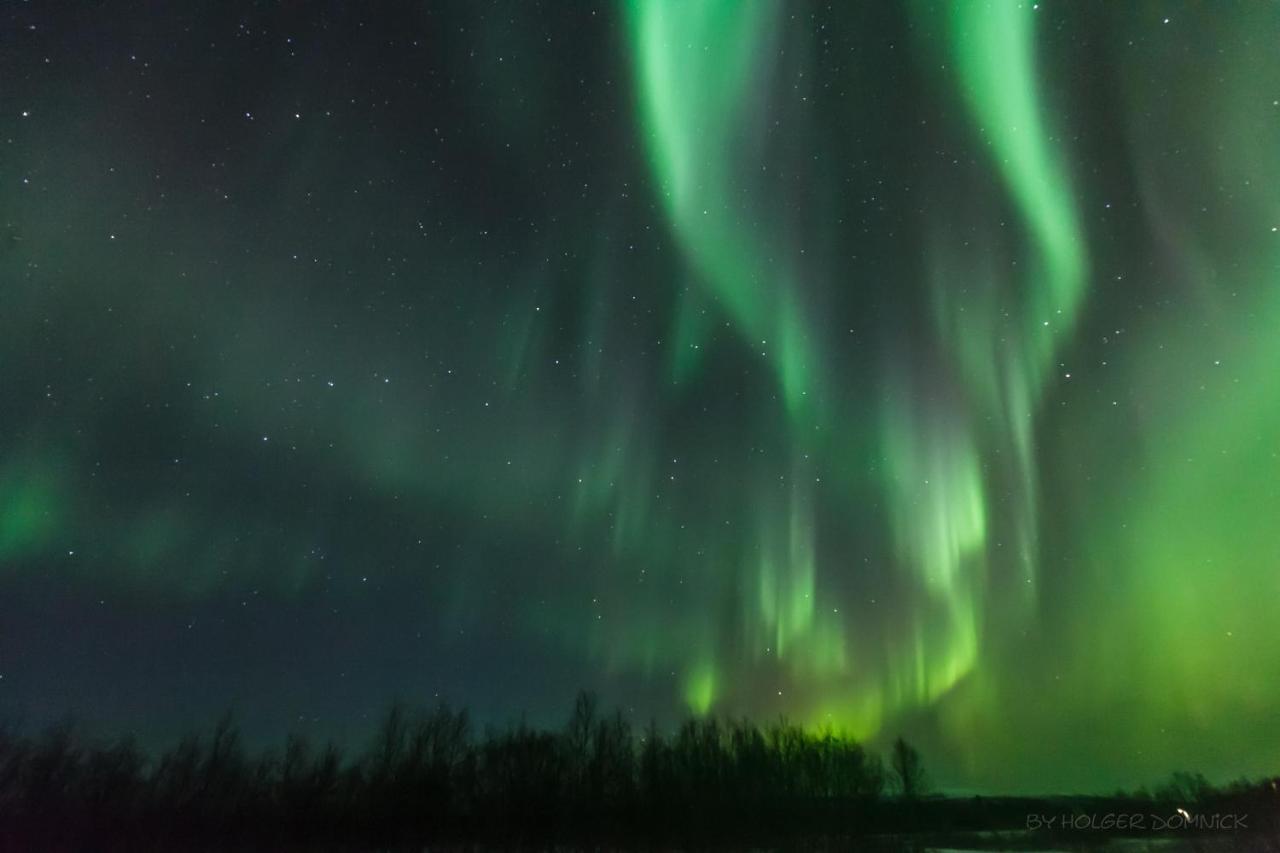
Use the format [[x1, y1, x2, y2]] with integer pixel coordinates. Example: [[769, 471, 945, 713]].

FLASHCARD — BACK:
[[2, 695, 1276, 851]]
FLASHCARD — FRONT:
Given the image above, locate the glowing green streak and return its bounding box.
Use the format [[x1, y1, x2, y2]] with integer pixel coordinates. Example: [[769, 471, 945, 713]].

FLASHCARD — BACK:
[[879, 387, 985, 705], [948, 1, 1085, 351], [939, 1, 1087, 481], [871, 1, 1088, 713], [946, 4, 1086, 619], [882, 404, 986, 596], [753, 483, 847, 679], [628, 0, 815, 414], [943, 3, 1087, 563], [628, 0, 838, 717]]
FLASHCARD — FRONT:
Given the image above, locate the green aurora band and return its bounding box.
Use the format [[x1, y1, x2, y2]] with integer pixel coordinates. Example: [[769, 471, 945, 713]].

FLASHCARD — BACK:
[[623, 0, 1278, 788], [2, 1, 1279, 792], [626, 0, 1086, 730]]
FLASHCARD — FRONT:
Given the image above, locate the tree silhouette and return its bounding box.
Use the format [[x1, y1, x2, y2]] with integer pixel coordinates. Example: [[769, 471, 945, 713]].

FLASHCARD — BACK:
[[890, 736, 928, 800]]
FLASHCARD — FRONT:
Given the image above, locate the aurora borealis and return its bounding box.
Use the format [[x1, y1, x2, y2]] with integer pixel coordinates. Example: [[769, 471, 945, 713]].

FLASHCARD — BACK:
[[2, 0, 1279, 793]]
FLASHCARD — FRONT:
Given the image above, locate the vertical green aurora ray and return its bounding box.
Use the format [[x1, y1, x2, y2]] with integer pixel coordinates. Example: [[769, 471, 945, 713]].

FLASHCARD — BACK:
[[627, 0, 816, 416], [880, 381, 984, 705], [628, 0, 835, 713], [945, 1, 1086, 345], [876, 0, 1089, 708], [933, 0, 1087, 591]]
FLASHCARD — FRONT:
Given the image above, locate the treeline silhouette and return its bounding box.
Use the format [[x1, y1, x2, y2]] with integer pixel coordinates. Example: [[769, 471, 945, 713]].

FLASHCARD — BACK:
[[0, 691, 898, 849], [1, 692, 1276, 850]]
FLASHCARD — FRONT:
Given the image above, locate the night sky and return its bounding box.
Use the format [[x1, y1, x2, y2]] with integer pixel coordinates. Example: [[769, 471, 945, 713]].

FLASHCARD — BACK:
[[3, 1, 1279, 794]]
